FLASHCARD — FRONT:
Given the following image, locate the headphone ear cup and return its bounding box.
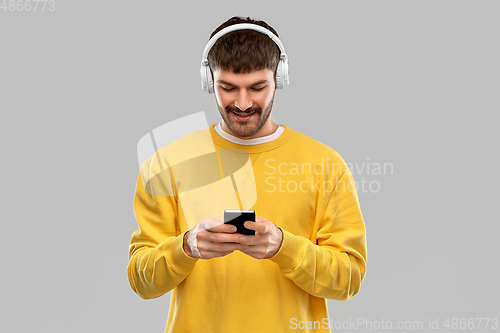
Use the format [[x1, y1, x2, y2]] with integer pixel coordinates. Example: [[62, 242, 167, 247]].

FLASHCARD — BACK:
[[275, 60, 284, 90], [281, 58, 289, 88], [206, 67, 214, 94], [200, 64, 208, 92], [200, 64, 215, 94]]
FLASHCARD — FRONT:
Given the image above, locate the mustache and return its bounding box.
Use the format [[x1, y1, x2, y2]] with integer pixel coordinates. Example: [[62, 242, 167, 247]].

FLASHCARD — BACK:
[[226, 104, 261, 114]]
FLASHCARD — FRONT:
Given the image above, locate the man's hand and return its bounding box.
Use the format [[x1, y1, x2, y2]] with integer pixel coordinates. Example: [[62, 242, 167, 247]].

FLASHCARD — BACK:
[[183, 216, 249, 259], [237, 216, 283, 259]]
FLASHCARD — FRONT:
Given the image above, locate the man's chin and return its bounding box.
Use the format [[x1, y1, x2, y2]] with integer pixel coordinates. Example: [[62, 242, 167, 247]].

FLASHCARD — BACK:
[[227, 126, 258, 138]]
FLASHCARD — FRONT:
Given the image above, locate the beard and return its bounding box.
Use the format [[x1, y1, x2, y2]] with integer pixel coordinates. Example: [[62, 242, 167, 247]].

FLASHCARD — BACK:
[[216, 93, 275, 139]]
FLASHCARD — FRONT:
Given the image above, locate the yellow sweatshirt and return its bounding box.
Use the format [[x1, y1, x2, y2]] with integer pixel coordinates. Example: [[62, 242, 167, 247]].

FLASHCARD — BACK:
[[128, 124, 367, 333]]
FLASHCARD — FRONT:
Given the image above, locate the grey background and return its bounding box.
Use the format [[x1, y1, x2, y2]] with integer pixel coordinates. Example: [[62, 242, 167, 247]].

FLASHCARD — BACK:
[[1, 0, 499, 332]]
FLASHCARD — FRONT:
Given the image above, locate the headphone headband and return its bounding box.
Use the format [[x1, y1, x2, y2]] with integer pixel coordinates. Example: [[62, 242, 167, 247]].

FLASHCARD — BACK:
[[201, 23, 287, 64], [200, 23, 290, 93]]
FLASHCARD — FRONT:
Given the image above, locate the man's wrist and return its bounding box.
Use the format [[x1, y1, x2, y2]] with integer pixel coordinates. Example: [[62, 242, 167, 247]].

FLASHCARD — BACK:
[[183, 231, 194, 258], [274, 226, 284, 254], [277, 226, 283, 248], [265, 225, 284, 258]]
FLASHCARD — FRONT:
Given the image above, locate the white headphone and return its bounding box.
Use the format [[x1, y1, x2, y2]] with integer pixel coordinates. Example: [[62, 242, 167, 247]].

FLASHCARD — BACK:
[[200, 23, 290, 94]]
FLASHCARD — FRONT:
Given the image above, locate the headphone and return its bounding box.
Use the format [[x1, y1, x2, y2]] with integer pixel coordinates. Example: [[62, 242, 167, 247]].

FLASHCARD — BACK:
[[200, 23, 290, 94]]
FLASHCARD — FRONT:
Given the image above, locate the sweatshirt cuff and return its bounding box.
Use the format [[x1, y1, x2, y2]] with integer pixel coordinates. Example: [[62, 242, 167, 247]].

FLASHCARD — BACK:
[[165, 231, 199, 273], [269, 228, 305, 270]]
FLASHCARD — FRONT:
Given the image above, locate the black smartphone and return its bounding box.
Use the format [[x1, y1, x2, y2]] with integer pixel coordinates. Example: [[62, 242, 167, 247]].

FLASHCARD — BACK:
[[224, 210, 256, 235]]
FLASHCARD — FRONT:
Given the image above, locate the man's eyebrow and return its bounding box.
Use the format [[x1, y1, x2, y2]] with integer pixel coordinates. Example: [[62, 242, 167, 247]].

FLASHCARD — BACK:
[[216, 79, 270, 86]]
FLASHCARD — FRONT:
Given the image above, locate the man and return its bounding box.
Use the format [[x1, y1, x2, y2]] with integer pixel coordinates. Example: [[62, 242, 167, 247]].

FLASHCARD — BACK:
[[128, 16, 367, 333]]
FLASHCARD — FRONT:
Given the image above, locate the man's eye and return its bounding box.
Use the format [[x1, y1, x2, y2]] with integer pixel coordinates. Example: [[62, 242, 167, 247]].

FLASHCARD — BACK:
[[220, 86, 266, 92], [252, 87, 265, 91]]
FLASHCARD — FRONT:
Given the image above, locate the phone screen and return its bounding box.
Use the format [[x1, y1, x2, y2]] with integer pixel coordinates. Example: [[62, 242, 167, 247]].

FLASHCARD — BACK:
[[224, 210, 256, 235]]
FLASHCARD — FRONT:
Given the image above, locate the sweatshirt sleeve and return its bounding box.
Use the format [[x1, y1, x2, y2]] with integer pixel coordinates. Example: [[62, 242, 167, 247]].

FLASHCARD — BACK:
[[269, 168, 367, 301], [127, 161, 198, 300]]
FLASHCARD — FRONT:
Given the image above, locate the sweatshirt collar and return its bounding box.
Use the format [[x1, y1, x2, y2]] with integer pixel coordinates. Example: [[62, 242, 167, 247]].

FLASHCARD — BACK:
[[214, 123, 285, 145], [209, 123, 292, 154]]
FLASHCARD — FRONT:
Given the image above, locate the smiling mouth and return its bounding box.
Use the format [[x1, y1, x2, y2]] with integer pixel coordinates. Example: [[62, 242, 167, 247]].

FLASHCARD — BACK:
[[231, 110, 256, 117]]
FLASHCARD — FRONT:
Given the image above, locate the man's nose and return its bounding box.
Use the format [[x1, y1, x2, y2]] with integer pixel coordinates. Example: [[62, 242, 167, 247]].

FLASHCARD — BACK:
[[234, 91, 253, 111]]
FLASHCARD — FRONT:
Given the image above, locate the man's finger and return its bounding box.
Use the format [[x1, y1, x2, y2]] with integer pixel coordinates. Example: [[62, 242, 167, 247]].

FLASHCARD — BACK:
[[244, 221, 269, 234], [197, 241, 243, 252], [208, 223, 237, 233], [237, 234, 261, 245], [200, 230, 243, 243]]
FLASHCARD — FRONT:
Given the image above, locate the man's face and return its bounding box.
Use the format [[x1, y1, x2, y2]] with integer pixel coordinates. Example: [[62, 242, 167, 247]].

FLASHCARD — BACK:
[[213, 68, 276, 139]]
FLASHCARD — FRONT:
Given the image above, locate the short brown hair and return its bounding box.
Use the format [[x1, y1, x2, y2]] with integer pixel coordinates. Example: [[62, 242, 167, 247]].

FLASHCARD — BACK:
[[207, 16, 281, 76]]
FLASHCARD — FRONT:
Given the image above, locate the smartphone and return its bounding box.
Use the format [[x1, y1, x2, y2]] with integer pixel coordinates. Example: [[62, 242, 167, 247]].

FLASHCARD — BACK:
[[224, 210, 256, 235]]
